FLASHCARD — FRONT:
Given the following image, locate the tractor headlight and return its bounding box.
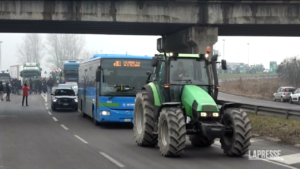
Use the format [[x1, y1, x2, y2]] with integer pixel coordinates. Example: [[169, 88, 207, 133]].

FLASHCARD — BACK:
[[200, 112, 207, 117], [205, 53, 209, 58], [100, 111, 110, 116], [212, 112, 219, 117]]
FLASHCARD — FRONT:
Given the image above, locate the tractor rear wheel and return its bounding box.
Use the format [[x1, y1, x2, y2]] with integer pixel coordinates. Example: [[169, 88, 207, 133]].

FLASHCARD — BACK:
[[189, 135, 214, 147], [133, 91, 158, 147], [158, 107, 186, 157], [220, 108, 252, 157]]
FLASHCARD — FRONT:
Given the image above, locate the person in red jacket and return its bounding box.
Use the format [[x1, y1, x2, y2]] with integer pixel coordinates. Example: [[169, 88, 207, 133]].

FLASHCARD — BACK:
[[22, 83, 30, 106]]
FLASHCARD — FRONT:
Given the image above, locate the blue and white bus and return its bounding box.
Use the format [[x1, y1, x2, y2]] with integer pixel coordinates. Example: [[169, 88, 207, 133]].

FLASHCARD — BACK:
[[78, 54, 152, 125]]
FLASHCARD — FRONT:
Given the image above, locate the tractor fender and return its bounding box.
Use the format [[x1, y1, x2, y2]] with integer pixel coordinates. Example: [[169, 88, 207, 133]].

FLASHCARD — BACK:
[[141, 84, 155, 105], [219, 102, 242, 118], [157, 102, 182, 121]]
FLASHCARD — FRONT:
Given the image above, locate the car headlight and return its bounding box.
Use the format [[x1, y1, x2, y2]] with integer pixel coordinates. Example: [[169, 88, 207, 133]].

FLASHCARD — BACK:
[[53, 99, 57, 102], [100, 111, 110, 116], [74, 99, 78, 102]]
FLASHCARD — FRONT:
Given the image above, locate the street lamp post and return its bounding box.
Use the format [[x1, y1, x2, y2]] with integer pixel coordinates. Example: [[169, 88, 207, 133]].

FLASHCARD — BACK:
[[0, 41, 2, 70], [247, 43, 250, 66]]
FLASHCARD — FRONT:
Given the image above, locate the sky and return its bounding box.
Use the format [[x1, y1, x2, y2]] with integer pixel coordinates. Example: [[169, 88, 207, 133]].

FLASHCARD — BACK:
[[0, 33, 299, 77]]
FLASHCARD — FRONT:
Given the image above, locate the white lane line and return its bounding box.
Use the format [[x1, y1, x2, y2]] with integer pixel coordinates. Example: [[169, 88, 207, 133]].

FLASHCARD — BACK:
[[74, 135, 88, 144], [269, 153, 300, 165], [48, 111, 52, 115], [99, 152, 125, 168], [61, 124, 69, 130], [45, 107, 48, 110], [212, 142, 297, 169], [41, 93, 46, 102], [52, 117, 58, 122]]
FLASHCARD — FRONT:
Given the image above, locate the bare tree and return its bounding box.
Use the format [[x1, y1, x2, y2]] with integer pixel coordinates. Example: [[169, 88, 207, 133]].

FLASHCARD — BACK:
[[17, 34, 45, 63], [277, 56, 300, 86], [46, 34, 86, 69]]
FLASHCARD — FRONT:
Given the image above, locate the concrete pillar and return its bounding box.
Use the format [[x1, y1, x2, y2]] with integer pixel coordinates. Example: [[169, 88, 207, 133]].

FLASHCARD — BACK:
[[157, 26, 218, 55]]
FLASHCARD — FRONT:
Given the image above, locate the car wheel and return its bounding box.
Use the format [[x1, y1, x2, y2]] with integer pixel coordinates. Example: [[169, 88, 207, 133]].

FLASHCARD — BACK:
[[290, 98, 293, 104]]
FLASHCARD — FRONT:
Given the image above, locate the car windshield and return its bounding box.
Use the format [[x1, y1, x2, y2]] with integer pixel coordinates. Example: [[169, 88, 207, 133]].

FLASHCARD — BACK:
[[66, 82, 78, 87], [100, 58, 152, 96], [54, 89, 75, 96], [169, 58, 210, 86], [286, 88, 296, 92]]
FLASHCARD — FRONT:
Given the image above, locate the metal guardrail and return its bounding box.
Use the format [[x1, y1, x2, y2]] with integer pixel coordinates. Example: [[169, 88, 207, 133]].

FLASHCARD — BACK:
[[216, 100, 300, 120]]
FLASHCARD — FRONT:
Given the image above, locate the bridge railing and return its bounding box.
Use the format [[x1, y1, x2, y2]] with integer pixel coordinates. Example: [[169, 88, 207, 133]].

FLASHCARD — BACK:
[[216, 100, 300, 120]]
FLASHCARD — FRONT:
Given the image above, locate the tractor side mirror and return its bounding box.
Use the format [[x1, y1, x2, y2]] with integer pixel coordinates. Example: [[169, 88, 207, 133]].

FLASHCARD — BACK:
[[221, 60, 227, 70], [146, 71, 152, 83], [96, 69, 101, 82], [151, 57, 158, 67]]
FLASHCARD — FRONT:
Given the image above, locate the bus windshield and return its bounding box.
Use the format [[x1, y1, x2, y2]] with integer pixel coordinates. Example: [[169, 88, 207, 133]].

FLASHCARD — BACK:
[[64, 72, 78, 81], [100, 58, 152, 96]]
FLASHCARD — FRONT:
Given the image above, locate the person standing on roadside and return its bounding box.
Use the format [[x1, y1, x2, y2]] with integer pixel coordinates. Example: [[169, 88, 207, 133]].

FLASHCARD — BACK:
[[0, 81, 4, 101], [22, 83, 30, 106], [5, 82, 11, 101]]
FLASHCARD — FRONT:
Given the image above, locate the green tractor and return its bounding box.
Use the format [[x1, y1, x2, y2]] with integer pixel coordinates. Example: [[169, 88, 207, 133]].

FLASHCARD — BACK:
[[133, 48, 252, 157]]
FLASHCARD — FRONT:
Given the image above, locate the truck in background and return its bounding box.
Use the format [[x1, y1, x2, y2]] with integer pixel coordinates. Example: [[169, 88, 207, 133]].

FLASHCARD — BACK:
[[20, 63, 42, 83], [0, 70, 11, 93], [10, 64, 23, 80], [63, 60, 79, 82]]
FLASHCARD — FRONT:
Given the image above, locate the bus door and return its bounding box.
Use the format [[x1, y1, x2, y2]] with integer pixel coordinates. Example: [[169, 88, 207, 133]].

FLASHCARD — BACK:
[[83, 70, 87, 113]]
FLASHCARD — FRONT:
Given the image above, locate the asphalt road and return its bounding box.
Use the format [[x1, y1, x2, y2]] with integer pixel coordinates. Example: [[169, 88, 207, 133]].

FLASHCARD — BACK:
[[0, 94, 119, 169], [43, 93, 300, 169], [218, 92, 300, 111]]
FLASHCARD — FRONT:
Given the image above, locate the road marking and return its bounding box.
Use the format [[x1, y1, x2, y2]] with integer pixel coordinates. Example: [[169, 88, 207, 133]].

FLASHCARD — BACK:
[[41, 93, 47, 103], [269, 153, 300, 165], [99, 152, 125, 168], [212, 142, 297, 169], [52, 117, 58, 122], [45, 107, 48, 110], [74, 135, 88, 144], [48, 111, 52, 115], [61, 124, 69, 130]]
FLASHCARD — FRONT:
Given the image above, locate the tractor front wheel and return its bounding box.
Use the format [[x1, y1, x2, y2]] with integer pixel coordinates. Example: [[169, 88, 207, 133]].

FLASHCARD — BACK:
[[189, 135, 214, 147], [158, 107, 186, 157], [133, 91, 158, 147], [220, 108, 252, 157]]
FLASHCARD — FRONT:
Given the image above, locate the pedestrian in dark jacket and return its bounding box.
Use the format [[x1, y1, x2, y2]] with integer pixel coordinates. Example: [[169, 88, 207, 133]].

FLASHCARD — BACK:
[[5, 82, 11, 101], [22, 83, 30, 106], [0, 81, 4, 101]]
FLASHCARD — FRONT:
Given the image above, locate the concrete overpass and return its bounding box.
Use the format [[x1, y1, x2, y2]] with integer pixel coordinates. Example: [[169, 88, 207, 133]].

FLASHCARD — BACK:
[[1, 0, 300, 53]]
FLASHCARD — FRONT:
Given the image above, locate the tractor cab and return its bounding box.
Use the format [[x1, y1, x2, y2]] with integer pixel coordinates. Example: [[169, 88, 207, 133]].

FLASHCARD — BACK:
[[146, 47, 227, 102]]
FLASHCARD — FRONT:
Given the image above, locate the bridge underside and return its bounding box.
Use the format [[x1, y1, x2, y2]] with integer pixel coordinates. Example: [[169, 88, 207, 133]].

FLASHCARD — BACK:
[[1, 20, 300, 37]]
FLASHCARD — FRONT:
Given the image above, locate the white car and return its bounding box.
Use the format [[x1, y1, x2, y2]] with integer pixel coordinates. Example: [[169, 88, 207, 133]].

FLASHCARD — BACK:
[[289, 88, 300, 104]]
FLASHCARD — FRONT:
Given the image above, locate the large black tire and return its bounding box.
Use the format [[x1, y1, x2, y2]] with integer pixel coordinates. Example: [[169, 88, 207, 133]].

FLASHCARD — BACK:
[[189, 135, 214, 147], [133, 91, 158, 147], [158, 107, 186, 157], [220, 108, 252, 157]]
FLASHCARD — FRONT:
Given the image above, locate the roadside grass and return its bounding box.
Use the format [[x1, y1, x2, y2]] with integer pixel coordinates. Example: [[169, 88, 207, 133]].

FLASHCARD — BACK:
[[218, 72, 274, 79], [248, 113, 300, 145], [219, 78, 290, 100]]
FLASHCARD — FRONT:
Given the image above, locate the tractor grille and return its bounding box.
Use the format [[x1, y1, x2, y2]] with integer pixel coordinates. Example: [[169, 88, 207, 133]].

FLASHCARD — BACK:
[[58, 98, 73, 103], [202, 105, 218, 112]]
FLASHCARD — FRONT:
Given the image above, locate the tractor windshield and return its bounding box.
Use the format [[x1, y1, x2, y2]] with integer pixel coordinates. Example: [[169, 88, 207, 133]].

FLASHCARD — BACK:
[[169, 58, 210, 86]]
